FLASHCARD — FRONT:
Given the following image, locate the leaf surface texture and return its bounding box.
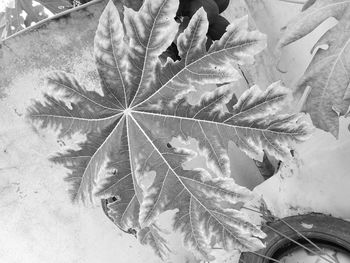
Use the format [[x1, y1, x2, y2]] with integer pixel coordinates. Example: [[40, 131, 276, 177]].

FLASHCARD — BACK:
[[278, 0, 350, 137], [29, 0, 311, 259]]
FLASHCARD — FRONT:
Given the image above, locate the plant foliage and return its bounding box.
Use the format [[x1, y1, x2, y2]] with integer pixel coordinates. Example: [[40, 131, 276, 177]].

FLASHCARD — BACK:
[[28, 0, 311, 260], [35, 0, 72, 13], [0, 0, 72, 39], [0, 0, 47, 38], [278, 0, 350, 137]]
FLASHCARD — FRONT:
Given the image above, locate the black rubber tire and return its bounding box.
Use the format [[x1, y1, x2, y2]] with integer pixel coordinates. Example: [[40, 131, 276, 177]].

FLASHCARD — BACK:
[[240, 213, 350, 263]]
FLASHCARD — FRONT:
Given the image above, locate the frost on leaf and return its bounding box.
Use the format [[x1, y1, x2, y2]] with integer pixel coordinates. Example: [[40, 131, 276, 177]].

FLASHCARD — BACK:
[[28, 0, 311, 260], [278, 0, 350, 137]]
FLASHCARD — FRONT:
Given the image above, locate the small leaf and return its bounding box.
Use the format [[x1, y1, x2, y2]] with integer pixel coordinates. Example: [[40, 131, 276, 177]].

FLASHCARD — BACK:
[[254, 153, 275, 180]]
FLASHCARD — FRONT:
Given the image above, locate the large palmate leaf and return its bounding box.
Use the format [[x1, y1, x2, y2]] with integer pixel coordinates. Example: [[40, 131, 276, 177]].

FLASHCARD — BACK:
[[28, 0, 311, 259], [278, 0, 350, 137]]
